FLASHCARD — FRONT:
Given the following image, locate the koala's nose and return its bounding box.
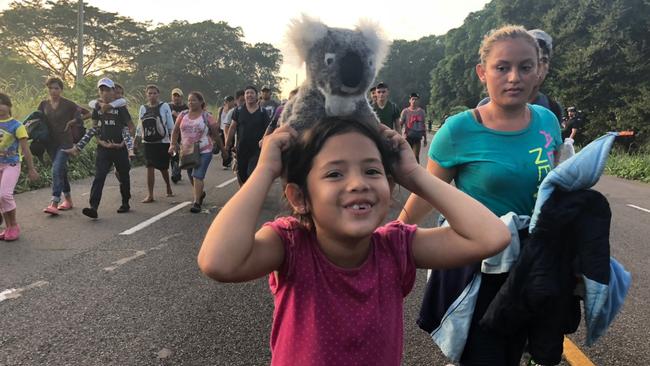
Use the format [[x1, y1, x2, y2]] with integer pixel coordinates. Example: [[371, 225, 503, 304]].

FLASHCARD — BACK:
[[339, 51, 363, 89]]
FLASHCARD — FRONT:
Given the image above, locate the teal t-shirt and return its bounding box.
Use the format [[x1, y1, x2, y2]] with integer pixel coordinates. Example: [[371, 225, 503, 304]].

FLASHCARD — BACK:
[[428, 104, 562, 217]]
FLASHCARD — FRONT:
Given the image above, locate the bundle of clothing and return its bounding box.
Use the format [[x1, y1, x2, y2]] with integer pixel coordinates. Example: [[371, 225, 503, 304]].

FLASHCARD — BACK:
[[417, 133, 632, 365]]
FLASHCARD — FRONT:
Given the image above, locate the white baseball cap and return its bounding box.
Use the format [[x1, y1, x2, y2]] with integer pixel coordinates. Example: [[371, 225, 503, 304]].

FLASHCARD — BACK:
[[97, 77, 115, 88]]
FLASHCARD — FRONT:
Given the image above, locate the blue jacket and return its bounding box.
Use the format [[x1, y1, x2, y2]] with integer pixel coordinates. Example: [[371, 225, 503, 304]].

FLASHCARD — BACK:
[[417, 133, 631, 362]]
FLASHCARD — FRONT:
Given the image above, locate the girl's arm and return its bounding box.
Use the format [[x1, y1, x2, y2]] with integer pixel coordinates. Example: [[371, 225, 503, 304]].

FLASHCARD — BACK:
[[198, 126, 297, 282], [384, 129, 510, 269], [18, 138, 39, 181]]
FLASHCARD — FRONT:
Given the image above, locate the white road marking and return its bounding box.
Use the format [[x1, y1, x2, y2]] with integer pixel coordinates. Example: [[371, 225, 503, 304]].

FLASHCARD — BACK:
[[0, 281, 49, 303], [627, 204, 650, 214], [105, 233, 186, 272], [119, 201, 192, 235], [216, 177, 238, 188], [103, 251, 146, 272]]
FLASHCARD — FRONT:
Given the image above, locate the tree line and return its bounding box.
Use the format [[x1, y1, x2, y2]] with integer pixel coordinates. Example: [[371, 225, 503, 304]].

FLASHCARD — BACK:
[[0, 0, 282, 102], [377, 0, 650, 148]]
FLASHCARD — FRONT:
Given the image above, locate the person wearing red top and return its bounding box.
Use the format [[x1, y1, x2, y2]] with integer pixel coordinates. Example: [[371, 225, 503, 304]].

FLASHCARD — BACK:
[[198, 117, 511, 364]]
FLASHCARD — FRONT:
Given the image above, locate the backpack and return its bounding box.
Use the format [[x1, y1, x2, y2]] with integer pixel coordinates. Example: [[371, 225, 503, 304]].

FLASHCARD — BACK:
[[141, 103, 166, 142], [406, 112, 426, 140], [23, 110, 49, 142]]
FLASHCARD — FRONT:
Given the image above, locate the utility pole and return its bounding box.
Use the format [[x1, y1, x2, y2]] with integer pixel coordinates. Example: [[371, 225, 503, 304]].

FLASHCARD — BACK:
[[75, 0, 84, 86]]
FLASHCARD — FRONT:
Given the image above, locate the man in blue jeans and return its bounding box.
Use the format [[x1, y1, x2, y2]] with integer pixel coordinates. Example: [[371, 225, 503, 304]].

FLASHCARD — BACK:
[[39, 77, 90, 216]]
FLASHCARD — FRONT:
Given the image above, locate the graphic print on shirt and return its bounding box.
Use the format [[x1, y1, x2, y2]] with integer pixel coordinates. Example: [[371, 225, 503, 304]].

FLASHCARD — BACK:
[[0, 122, 20, 160], [529, 129, 555, 197]]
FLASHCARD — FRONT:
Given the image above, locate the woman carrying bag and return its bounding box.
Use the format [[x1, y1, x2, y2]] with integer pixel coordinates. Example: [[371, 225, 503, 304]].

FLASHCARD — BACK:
[[169, 91, 226, 213]]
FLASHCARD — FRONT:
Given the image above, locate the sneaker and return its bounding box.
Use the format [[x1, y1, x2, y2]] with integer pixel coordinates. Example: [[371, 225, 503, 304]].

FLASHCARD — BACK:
[[117, 204, 130, 213], [4, 225, 20, 241], [43, 205, 59, 215], [57, 200, 73, 210], [82, 207, 98, 219], [171, 175, 180, 184], [190, 202, 201, 213]]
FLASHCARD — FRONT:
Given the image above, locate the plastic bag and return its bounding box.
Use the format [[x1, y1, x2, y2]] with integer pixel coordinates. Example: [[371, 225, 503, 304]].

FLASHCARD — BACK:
[[558, 138, 575, 163]]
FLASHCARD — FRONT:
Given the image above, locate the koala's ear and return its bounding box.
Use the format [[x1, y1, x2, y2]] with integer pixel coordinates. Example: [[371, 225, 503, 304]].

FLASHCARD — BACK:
[[356, 19, 391, 74], [286, 14, 328, 64]]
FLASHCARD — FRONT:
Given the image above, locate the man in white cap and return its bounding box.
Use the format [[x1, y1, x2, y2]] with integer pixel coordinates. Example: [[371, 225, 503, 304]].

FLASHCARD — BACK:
[[82, 77, 133, 219]]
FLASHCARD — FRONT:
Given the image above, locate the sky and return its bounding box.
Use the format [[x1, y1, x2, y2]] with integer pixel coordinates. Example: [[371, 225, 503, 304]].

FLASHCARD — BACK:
[[0, 0, 491, 96]]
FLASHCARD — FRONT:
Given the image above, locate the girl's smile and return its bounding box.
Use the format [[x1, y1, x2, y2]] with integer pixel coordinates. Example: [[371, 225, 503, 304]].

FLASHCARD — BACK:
[[306, 131, 391, 242]]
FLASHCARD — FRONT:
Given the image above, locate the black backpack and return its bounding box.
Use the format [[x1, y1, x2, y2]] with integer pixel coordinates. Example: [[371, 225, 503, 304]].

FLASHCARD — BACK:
[[141, 103, 166, 142], [23, 110, 49, 142]]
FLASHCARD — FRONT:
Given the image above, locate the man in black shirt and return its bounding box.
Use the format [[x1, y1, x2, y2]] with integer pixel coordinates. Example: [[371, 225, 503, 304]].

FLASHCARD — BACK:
[[225, 86, 271, 185], [82, 78, 133, 219], [562, 107, 583, 140]]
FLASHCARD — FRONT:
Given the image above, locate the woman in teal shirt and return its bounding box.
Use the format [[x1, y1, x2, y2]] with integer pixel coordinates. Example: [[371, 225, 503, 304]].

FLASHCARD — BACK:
[[400, 25, 561, 365]]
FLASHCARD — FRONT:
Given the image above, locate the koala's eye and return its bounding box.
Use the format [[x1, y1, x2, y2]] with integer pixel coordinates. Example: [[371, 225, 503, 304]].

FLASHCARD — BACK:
[[324, 53, 336, 66]]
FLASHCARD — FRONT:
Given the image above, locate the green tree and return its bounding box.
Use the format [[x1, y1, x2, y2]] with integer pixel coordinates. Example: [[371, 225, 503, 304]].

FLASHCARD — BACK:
[[134, 20, 282, 102], [0, 0, 149, 85]]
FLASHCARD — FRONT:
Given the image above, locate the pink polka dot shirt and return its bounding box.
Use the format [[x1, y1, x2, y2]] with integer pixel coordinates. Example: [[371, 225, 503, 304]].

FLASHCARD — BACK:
[[265, 217, 417, 366]]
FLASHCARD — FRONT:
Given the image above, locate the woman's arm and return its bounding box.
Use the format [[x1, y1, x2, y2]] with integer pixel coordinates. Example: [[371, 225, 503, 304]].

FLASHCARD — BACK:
[[198, 126, 297, 282], [18, 138, 39, 181], [398, 158, 456, 224]]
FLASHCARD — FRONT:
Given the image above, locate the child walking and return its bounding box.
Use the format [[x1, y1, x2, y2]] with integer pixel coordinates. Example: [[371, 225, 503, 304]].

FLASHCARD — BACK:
[[198, 118, 511, 365], [0, 93, 39, 240]]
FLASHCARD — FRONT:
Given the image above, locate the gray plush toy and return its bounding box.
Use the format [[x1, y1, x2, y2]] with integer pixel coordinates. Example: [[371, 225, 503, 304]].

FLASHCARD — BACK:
[[279, 15, 390, 131]]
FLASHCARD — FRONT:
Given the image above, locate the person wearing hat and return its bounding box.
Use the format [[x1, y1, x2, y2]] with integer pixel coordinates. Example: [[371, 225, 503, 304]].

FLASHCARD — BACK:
[[259, 86, 279, 120], [562, 107, 583, 141], [372, 82, 401, 131], [81, 77, 133, 219], [38, 76, 91, 215], [477, 29, 564, 125], [400, 92, 427, 163], [168, 88, 189, 183]]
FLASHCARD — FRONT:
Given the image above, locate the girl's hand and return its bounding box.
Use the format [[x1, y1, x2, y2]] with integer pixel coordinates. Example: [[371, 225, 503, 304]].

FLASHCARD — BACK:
[[380, 126, 422, 191], [27, 168, 39, 182], [256, 124, 297, 178]]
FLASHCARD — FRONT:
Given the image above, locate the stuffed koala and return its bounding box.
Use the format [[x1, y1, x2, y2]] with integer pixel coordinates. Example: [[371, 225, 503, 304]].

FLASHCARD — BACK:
[[280, 15, 390, 131]]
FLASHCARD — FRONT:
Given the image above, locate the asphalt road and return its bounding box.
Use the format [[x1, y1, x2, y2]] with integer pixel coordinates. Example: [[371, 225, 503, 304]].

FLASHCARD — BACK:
[[1, 147, 648, 365]]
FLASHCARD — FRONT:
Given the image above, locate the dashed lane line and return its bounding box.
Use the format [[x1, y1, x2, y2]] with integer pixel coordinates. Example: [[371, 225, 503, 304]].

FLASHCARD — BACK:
[[0, 281, 49, 303], [563, 336, 596, 366], [216, 177, 238, 188], [119, 201, 192, 235], [627, 204, 650, 214]]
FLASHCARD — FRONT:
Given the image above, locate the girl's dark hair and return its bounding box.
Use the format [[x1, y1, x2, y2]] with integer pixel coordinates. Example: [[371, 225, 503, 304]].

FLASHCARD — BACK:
[[283, 118, 399, 228], [0, 93, 12, 115], [188, 91, 206, 109]]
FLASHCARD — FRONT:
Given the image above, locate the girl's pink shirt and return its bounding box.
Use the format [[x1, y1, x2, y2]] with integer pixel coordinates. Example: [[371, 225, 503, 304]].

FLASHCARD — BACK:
[[265, 217, 417, 366], [178, 112, 218, 154]]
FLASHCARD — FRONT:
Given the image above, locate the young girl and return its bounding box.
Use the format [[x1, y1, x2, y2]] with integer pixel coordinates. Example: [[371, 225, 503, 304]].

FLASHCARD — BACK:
[[198, 117, 511, 365], [400, 25, 562, 365], [0, 93, 39, 240]]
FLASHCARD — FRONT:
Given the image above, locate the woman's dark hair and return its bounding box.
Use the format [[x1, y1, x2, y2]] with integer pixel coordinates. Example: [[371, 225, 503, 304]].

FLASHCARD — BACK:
[[188, 91, 206, 109], [45, 77, 64, 89], [283, 118, 399, 228], [0, 92, 12, 115]]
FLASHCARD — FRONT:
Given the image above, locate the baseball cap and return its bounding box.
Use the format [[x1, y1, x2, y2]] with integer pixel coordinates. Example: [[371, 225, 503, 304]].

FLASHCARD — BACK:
[[528, 29, 553, 58], [376, 82, 388, 89], [261, 85, 271, 91], [567, 106, 576, 112], [97, 77, 114, 89], [171, 88, 183, 96], [410, 92, 420, 99]]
